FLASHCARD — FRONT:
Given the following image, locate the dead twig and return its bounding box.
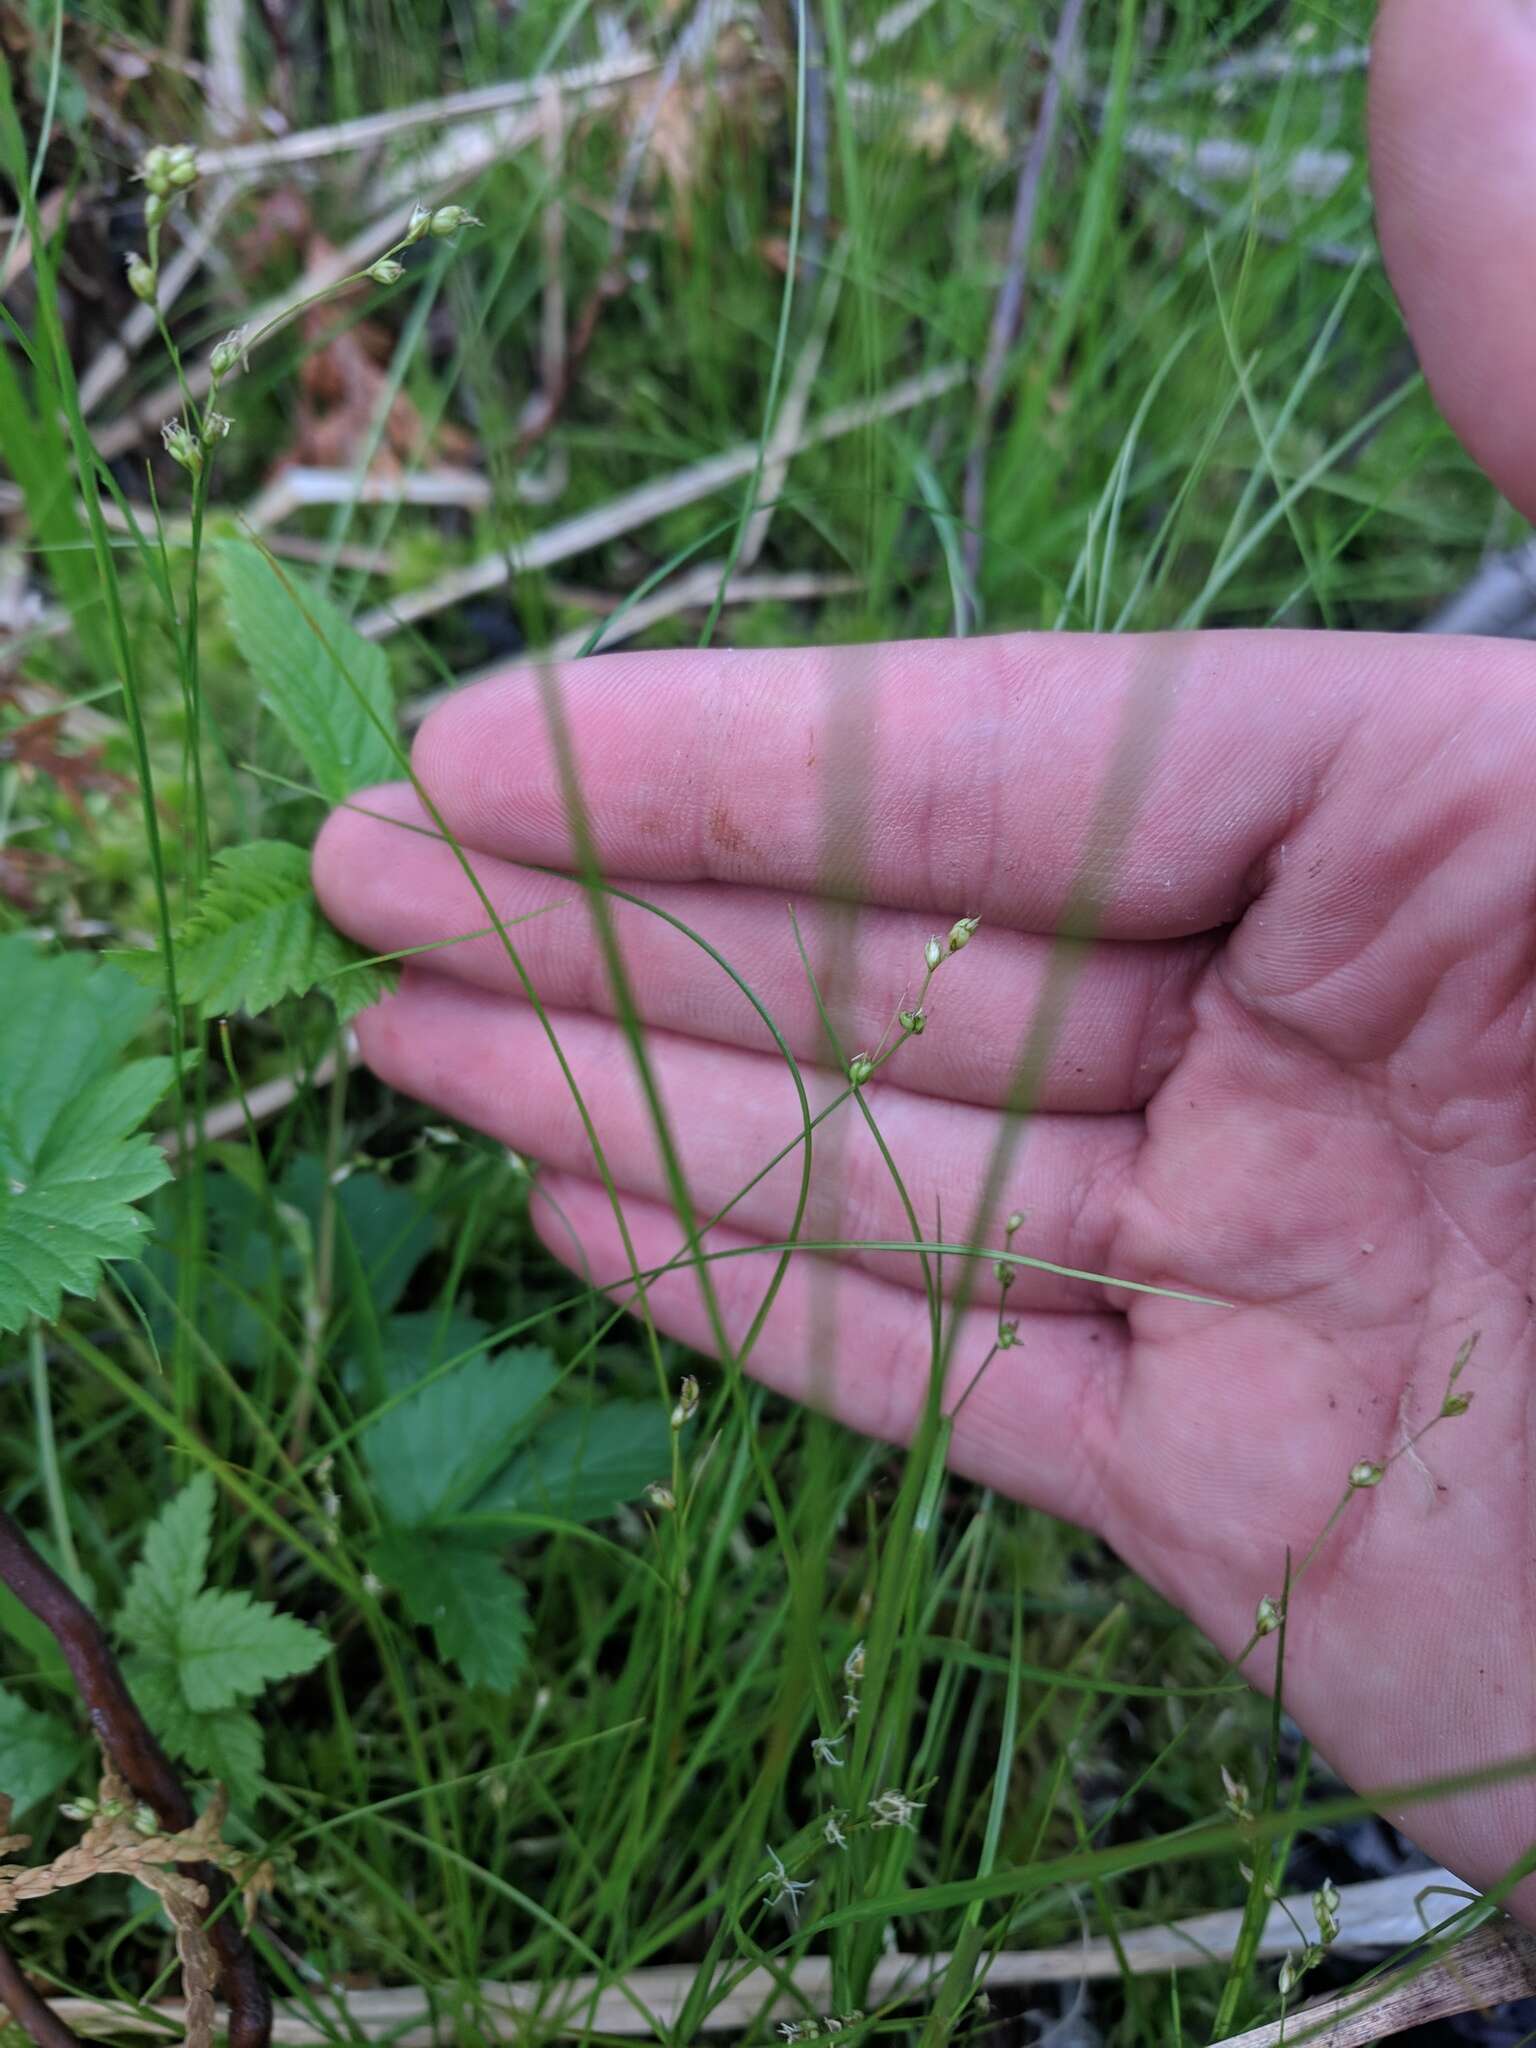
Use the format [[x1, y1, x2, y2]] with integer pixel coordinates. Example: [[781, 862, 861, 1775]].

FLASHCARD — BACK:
[[1419, 537, 1536, 637], [0, 1516, 271, 2048], [28, 1868, 1498, 2044], [544, 567, 861, 661], [192, 52, 655, 176], [1146, 161, 1372, 271], [1219, 1921, 1536, 2048], [960, 0, 1086, 602], [1122, 127, 1352, 201], [1132, 41, 1370, 103], [353, 363, 965, 640]]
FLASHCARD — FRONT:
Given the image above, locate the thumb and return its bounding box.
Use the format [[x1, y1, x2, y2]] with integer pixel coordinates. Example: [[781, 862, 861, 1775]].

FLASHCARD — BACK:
[[1370, 0, 1536, 524]]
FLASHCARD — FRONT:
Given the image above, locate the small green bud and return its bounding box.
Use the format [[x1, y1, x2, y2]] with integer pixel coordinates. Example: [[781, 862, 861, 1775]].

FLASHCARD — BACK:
[[645, 1481, 675, 1512], [200, 410, 232, 446], [848, 1054, 874, 1088], [161, 418, 202, 474], [403, 200, 433, 245], [997, 1321, 1018, 1349], [209, 327, 249, 380], [994, 1257, 1015, 1289], [132, 1804, 158, 1837], [144, 190, 173, 229], [428, 204, 481, 237], [1348, 1460, 1383, 1489], [166, 145, 198, 189], [140, 144, 173, 195], [1442, 1392, 1472, 1418], [947, 916, 980, 953], [670, 1374, 699, 1430], [1254, 1594, 1281, 1636], [368, 256, 405, 285], [59, 1798, 94, 1822], [1313, 1879, 1341, 1943], [923, 936, 943, 973], [125, 252, 157, 303], [898, 1007, 926, 1035]]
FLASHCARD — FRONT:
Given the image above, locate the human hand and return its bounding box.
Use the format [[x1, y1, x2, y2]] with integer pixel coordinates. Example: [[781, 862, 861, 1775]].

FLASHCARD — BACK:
[[315, 0, 1536, 1911]]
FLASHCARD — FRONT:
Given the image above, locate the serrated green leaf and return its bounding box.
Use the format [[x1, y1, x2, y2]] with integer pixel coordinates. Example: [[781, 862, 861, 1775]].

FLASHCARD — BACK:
[[471, 1401, 673, 1525], [174, 1588, 328, 1712], [364, 1345, 558, 1528], [371, 1310, 493, 1396], [118, 841, 393, 1022], [370, 1531, 530, 1692], [129, 1659, 264, 1803], [117, 1473, 216, 1655], [0, 1690, 84, 1815], [0, 940, 174, 1335], [217, 543, 399, 801]]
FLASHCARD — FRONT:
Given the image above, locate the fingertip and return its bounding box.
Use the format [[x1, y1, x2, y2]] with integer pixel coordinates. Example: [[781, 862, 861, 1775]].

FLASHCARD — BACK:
[[311, 782, 429, 927], [410, 663, 555, 853], [1371, 0, 1536, 521]]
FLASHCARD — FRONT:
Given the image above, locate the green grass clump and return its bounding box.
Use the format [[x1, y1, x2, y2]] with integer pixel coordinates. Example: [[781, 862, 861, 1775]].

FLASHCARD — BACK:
[[0, 1, 1518, 2043]]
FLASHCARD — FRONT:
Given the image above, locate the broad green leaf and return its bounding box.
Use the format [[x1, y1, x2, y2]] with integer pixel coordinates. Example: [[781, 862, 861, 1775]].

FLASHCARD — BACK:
[[472, 1400, 673, 1525], [370, 1531, 530, 1692], [217, 543, 399, 801], [364, 1345, 558, 1527], [174, 1588, 329, 1712], [118, 842, 393, 1023], [129, 1659, 264, 1803], [0, 1690, 84, 1815], [0, 940, 173, 1334], [117, 1473, 216, 1655], [373, 1310, 493, 1396]]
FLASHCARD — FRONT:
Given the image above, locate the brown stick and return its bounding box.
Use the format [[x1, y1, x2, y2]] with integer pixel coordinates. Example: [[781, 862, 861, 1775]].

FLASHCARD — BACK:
[[0, 1938, 84, 2048], [0, 1513, 271, 2048]]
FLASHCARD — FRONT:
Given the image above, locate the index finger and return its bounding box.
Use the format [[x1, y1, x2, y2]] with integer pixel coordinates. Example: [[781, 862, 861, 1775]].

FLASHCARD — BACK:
[[408, 629, 1492, 939]]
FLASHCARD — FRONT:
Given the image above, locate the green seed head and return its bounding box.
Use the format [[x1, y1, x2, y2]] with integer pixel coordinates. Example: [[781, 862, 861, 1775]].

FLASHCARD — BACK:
[[429, 205, 482, 237], [125, 252, 157, 303]]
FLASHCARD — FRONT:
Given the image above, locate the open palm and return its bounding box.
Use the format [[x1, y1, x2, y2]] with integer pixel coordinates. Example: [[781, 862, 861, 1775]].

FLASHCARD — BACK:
[[315, 0, 1536, 1912]]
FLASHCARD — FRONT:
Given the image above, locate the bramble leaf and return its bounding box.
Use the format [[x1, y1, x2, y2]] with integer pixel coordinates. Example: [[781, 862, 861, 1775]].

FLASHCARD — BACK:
[[118, 842, 393, 1023], [217, 543, 399, 801], [363, 1344, 558, 1526], [368, 1531, 530, 1692], [117, 1476, 328, 1801], [0, 1689, 84, 1816], [117, 1470, 215, 1651], [128, 1660, 265, 1804], [471, 1401, 673, 1526], [0, 939, 174, 1335], [174, 1588, 330, 1712]]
